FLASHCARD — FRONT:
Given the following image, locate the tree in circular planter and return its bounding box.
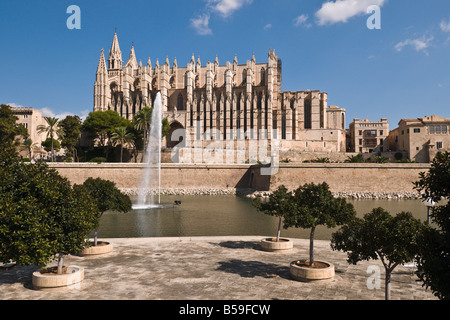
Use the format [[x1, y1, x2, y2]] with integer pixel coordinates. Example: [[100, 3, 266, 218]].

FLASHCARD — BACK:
[[331, 207, 425, 300], [74, 177, 131, 248], [284, 182, 356, 271], [414, 151, 450, 300], [253, 185, 295, 251], [0, 144, 98, 275]]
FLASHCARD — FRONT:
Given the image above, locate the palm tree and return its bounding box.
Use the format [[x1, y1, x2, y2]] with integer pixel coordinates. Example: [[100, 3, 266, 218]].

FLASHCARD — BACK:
[[37, 117, 64, 162], [21, 138, 37, 160], [133, 107, 153, 154], [111, 126, 135, 163]]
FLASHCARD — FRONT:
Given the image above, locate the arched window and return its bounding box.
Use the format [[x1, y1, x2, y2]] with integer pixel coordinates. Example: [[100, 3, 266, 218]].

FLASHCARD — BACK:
[[134, 79, 141, 91], [177, 94, 184, 111], [110, 82, 118, 93], [257, 92, 263, 110], [260, 68, 266, 85], [304, 99, 312, 129]]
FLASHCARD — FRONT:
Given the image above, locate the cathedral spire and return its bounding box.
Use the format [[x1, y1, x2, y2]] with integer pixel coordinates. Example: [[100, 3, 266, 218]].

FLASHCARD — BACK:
[[96, 48, 107, 74], [108, 31, 123, 70], [124, 45, 138, 70]]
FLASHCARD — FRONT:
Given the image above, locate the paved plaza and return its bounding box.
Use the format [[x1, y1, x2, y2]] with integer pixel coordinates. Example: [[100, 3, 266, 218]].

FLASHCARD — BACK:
[[0, 236, 437, 301]]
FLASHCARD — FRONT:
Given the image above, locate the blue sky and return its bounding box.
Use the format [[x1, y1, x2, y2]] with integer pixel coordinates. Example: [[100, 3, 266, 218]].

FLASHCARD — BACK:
[[1, 0, 449, 129]]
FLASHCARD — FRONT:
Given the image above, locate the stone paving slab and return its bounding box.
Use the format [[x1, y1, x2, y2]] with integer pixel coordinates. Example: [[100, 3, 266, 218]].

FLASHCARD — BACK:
[[0, 236, 437, 301]]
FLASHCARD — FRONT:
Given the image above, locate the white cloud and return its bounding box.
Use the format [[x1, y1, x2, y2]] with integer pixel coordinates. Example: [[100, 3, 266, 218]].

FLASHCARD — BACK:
[[395, 36, 433, 53], [8, 103, 88, 121], [440, 19, 450, 32], [294, 14, 311, 28], [207, 0, 252, 18], [315, 0, 386, 26], [191, 0, 252, 35], [190, 14, 213, 35], [264, 23, 272, 30], [6, 102, 27, 109]]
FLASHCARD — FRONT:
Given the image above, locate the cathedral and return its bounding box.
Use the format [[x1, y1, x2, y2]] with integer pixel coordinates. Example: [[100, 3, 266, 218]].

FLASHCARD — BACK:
[[94, 32, 346, 152]]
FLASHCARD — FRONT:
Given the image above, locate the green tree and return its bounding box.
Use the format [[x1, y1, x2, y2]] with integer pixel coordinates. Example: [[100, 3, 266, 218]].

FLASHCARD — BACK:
[[42, 137, 61, 153], [0, 104, 28, 148], [82, 110, 131, 161], [20, 137, 34, 159], [133, 107, 153, 152], [253, 185, 294, 242], [111, 126, 135, 163], [374, 155, 390, 163], [414, 151, 450, 300], [133, 107, 171, 160], [37, 117, 64, 162], [0, 145, 98, 274], [162, 117, 171, 138], [331, 208, 425, 300], [60, 115, 82, 162], [285, 182, 356, 266], [74, 178, 131, 246], [345, 154, 364, 163]]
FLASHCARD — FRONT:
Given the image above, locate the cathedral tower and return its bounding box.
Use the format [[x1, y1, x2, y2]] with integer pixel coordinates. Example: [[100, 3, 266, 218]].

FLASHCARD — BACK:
[[108, 32, 122, 70]]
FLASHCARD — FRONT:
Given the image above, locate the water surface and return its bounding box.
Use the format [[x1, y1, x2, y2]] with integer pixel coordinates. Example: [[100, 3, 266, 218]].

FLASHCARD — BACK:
[[94, 195, 434, 241]]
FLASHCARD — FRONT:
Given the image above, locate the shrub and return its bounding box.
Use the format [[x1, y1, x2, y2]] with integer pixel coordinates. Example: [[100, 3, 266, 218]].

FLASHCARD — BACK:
[[89, 157, 106, 163], [0, 145, 98, 274], [394, 152, 403, 161]]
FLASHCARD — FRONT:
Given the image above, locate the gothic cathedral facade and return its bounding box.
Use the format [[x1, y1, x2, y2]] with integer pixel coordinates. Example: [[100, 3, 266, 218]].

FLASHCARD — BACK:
[[94, 32, 346, 152]]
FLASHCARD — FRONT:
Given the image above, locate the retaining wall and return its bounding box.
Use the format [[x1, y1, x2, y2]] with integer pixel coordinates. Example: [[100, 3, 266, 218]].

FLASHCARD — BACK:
[[251, 163, 430, 194], [49, 162, 430, 196]]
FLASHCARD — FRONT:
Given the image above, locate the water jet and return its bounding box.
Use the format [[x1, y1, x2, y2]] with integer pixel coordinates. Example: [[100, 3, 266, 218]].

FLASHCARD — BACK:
[[132, 92, 163, 210]]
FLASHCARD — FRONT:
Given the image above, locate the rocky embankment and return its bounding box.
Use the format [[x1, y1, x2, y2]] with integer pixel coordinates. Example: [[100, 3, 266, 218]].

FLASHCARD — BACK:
[[120, 188, 422, 200]]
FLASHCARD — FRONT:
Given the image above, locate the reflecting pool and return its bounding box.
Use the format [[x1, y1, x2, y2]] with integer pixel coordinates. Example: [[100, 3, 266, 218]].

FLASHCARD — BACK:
[[93, 195, 434, 241]]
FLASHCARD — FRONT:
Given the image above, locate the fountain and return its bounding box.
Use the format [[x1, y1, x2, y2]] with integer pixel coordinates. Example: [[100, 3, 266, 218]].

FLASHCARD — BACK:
[[132, 92, 163, 210]]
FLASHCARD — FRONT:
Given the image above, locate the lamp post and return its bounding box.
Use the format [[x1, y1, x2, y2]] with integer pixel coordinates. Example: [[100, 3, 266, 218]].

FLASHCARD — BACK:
[[423, 198, 435, 224]]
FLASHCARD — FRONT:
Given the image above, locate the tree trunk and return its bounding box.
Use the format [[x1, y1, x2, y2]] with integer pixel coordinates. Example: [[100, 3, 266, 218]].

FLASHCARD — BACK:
[[142, 128, 148, 163], [120, 145, 123, 163], [385, 269, 391, 300], [57, 254, 64, 275], [105, 145, 110, 162], [309, 226, 316, 266], [94, 228, 99, 246], [276, 217, 282, 242], [51, 133, 54, 162]]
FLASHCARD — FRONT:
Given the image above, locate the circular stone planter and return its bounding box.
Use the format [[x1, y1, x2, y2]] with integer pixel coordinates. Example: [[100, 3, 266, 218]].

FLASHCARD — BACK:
[[78, 241, 113, 256], [32, 266, 84, 290], [290, 260, 335, 281], [260, 238, 293, 252]]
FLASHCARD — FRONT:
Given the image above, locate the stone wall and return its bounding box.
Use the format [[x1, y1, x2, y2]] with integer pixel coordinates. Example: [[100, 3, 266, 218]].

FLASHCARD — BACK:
[[49, 162, 430, 199], [49, 163, 253, 191], [250, 163, 429, 196]]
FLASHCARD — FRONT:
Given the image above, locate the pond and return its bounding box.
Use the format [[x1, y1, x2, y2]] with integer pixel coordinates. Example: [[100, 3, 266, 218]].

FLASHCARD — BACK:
[[94, 195, 434, 241]]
